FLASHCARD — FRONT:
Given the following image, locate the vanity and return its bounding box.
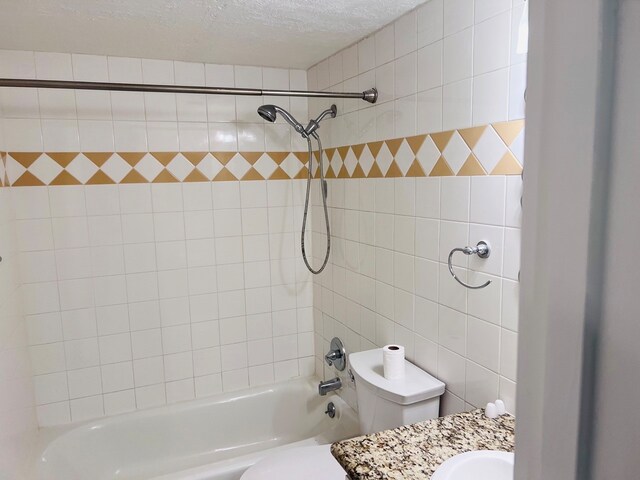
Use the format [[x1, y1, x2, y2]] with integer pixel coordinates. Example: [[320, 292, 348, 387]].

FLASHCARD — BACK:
[[331, 409, 515, 480]]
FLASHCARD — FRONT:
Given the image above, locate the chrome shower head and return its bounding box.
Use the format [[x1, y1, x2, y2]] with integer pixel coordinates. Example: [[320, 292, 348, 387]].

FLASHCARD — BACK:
[[257, 104, 305, 136], [257, 105, 277, 123]]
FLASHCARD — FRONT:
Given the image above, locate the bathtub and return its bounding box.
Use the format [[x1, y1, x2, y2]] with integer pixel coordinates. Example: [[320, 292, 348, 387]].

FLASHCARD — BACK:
[[33, 377, 359, 480]]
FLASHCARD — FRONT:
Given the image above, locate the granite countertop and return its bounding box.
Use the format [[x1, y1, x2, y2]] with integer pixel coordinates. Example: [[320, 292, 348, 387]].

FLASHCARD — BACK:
[[331, 409, 515, 480]]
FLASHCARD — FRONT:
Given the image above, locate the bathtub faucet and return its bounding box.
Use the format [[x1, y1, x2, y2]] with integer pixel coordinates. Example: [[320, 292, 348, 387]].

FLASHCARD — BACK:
[[318, 377, 342, 396]]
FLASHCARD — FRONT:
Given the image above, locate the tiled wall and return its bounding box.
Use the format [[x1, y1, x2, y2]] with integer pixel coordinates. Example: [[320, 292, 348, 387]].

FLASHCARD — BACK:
[[0, 131, 37, 475], [0, 50, 316, 426], [308, 0, 525, 415]]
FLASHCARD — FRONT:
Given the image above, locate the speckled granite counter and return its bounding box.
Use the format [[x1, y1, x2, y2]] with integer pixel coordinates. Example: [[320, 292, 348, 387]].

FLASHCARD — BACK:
[[331, 409, 515, 480]]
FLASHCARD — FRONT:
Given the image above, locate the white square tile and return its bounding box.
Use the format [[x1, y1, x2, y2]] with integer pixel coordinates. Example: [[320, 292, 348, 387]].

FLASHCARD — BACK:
[[470, 176, 506, 226], [394, 53, 417, 98], [27, 312, 63, 346], [356, 35, 376, 74], [443, 0, 474, 36], [222, 368, 250, 391], [415, 218, 439, 260], [66, 366, 101, 400], [473, 11, 511, 76], [395, 10, 418, 57], [418, 0, 444, 47], [442, 79, 472, 130], [416, 177, 441, 219], [96, 304, 130, 336], [58, 278, 94, 310], [164, 351, 194, 381], [415, 257, 439, 303], [30, 342, 66, 375], [113, 121, 147, 150], [34, 372, 69, 405], [503, 227, 520, 281], [20, 250, 56, 283], [162, 325, 192, 354], [500, 328, 518, 381], [136, 384, 166, 409], [467, 273, 501, 323], [61, 307, 97, 340], [35, 52, 73, 80], [418, 42, 443, 92], [111, 92, 146, 121], [195, 374, 223, 397], [88, 215, 122, 246], [154, 212, 185, 241], [133, 356, 165, 386], [70, 395, 104, 422], [22, 281, 60, 315], [466, 316, 500, 370], [3, 118, 43, 151], [48, 186, 86, 217], [443, 28, 473, 84], [472, 68, 510, 125], [103, 389, 136, 416], [131, 329, 163, 359], [509, 63, 527, 120], [193, 347, 222, 377], [99, 333, 132, 364], [342, 44, 359, 80], [101, 361, 134, 393], [440, 177, 470, 222], [501, 279, 519, 331], [465, 360, 499, 407], [475, 0, 511, 24], [64, 338, 100, 370], [437, 346, 466, 397], [166, 378, 195, 404], [375, 25, 395, 67]]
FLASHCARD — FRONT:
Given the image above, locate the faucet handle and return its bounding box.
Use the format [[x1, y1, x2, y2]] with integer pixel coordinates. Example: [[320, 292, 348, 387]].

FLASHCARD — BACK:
[[324, 337, 346, 371]]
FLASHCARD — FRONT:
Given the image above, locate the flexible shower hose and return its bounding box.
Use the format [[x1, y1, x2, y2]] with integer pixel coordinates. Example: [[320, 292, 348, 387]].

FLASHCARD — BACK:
[[300, 135, 331, 275]]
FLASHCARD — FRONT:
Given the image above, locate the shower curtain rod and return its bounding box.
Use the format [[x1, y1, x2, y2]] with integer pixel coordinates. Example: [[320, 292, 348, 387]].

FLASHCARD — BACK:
[[0, 78, 378, 103]]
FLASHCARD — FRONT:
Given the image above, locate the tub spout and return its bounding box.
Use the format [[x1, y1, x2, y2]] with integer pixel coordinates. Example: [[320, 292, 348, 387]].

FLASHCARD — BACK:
[[318, 377, 342, 396]]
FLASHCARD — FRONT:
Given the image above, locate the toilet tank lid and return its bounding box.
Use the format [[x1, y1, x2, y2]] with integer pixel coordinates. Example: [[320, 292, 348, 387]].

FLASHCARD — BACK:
[[349, 349, 445, 405]]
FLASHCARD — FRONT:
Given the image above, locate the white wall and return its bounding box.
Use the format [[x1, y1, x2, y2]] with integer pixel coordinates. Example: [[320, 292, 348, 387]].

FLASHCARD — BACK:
[[308, 0, 525, 415], [0, 50, 316, 427], [0, 120, 38, 478]]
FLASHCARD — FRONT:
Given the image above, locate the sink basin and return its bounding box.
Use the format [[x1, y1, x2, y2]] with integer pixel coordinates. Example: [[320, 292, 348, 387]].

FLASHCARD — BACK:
[[431, 450, 514, 480]]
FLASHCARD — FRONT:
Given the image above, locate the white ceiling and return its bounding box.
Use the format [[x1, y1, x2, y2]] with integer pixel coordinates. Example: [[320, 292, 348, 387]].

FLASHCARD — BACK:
[[0, 0, 426, 69]]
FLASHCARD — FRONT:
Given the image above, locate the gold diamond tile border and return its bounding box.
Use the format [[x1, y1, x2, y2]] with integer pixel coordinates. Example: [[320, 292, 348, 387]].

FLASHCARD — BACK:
[[5, 120, 524, 186]]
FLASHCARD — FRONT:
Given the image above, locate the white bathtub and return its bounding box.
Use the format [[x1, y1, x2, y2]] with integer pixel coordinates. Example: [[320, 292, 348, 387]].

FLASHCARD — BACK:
[[33, 377, 359, 480]]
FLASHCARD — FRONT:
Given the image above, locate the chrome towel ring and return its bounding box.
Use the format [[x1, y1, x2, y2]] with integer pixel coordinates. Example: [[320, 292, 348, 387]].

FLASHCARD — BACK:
[[448, 241, 492, 289]]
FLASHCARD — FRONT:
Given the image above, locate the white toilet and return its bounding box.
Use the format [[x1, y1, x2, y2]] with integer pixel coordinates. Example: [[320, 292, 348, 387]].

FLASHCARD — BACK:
[[241, 348, 445, 479]]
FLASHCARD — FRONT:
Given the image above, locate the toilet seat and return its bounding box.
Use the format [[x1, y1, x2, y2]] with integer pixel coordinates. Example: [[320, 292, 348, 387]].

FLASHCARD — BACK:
[[240, 445, 346, 480]]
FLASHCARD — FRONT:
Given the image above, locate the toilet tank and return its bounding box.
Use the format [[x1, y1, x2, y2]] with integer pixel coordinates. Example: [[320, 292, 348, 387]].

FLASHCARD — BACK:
[[349, 349, 445, 434]]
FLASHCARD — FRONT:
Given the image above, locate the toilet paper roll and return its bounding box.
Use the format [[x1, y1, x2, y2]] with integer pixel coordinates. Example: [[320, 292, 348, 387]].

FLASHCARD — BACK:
[[383, 344, 405, 380]]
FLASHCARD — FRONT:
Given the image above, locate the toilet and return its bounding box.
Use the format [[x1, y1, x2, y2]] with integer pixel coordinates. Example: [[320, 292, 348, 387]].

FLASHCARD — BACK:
[[241, 348, 445, 479]]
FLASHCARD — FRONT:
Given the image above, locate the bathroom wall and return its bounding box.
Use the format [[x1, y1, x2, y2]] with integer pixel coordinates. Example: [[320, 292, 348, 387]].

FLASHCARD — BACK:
[[308, 0, 525, 415], [0, 50, 316, 426], [0, 119, 38, 477]]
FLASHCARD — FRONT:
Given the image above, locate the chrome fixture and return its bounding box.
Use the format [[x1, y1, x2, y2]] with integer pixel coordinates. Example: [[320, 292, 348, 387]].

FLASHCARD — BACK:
[[448, 241, 492, 289], [0, 78, 378, 103], [258, 103, 341, 274], [324, 402, 336, 418], [324, 337, 346, 371], [318, 377, 342, 396]]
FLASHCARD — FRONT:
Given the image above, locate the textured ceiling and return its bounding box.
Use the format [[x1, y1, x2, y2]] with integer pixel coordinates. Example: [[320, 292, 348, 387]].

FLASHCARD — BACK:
[[0, 0, 426, 69]]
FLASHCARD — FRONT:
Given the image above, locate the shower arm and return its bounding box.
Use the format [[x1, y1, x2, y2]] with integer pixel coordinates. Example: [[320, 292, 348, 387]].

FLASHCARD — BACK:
[[0, 78, 378, 104]]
